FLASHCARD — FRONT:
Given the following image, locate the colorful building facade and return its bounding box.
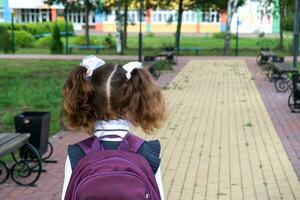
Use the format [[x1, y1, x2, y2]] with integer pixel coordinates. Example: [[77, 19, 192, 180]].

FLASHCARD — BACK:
[[0, 0, 280, 34]]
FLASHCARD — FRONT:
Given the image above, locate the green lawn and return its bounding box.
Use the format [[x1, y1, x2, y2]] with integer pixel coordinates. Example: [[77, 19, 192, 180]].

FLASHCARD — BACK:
[[4, 35, 295, 56], [0, 59, 129, 136]]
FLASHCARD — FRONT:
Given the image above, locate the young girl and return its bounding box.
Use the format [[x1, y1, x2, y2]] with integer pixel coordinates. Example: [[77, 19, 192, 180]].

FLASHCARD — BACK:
[[61, 55, 165, 200]]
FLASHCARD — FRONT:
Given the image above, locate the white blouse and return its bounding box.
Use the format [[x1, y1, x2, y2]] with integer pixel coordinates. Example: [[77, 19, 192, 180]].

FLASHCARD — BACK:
[[61, 120, 165, 200]]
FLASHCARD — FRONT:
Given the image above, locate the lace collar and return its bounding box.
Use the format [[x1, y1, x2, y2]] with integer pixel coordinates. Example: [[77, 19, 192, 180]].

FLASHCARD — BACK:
[[94, 119, 131, 141]]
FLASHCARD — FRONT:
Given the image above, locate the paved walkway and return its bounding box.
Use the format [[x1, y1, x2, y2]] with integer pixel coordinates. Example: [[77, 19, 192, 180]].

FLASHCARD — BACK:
[[156, 60, 300, 199], [1, 59, 300, 200], [246, 59, 300, 179]]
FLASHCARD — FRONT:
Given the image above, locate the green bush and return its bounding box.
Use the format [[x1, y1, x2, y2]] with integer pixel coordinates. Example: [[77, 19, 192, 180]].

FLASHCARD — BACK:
[[103, 34, 116, 48], [10, 30, 35, 48], [0, 22, 73, 37], [282, 15, 293, 31], [51, 24, 63, 54], [73, 36, 97, 45], [35, 36, 52, 48], [256, 38, 274, 49], [0, 26, 10, 53]]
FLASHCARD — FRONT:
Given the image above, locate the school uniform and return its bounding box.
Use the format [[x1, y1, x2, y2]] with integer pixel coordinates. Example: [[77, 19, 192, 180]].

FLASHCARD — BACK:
[[61, 119, 165, 200]]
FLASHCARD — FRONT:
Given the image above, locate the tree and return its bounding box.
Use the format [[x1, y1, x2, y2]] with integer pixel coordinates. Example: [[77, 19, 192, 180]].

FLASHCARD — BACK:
[[46, 0, 103, 46], [158, 0, 215, 55], [256, 0, 293, 50]]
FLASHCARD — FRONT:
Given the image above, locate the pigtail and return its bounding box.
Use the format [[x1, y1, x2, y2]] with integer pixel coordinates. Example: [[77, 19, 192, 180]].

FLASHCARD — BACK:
[[61, 66, 97, 134], [113, 68, 165, 133]]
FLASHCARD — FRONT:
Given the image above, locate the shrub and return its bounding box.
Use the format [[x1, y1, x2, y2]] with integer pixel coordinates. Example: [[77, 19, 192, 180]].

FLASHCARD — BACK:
[[256, 38, 274, 49], [103, 34, 116, 48], [282, 15, 293, 31], [51, 24, 63, 54], [73, 36, 97, 45], [0, 22, 73, 37], [11, 30, 35, 48], [35, 36, 52, 48], [0, 26, 10, 53], [258, 32, 265, 38], [147, 32, 155, 37]]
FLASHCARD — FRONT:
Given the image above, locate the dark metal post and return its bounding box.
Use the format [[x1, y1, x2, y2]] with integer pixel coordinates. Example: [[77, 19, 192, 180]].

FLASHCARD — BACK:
[[64, 8, 69, 54], [11, 12, 15, 54], [138, 0, 143, 62], [293, 0, 300, 68], [235, 16, 239, 56]]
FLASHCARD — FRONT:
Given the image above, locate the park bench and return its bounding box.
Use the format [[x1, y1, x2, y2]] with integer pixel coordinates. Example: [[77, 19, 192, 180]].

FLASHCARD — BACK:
[[143, 56, 160, 80], [33, 31, 74, 39], [157, 47, 177, 65], [178, 47, 204, 55], [288, 73, 300, 113], [68, 45, 106, 54], [270, 62, 298, 92], [256, 48, 277, 66], [0, 133, 42, 186], [266, 56, 284, 81]]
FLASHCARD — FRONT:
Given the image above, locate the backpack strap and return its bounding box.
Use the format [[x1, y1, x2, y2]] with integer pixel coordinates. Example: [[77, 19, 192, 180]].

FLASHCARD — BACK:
[[77, 136, 97, 154], [126, 133, 144, 152], [77, 133, 144, 154]]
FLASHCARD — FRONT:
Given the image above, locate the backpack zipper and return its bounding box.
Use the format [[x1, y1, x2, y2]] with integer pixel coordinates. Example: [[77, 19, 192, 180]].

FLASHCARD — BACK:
[[75, 171, 151, 200]]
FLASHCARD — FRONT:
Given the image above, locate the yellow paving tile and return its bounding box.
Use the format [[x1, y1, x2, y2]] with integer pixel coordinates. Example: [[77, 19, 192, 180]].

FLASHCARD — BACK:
[[139, 60, 300, 200]]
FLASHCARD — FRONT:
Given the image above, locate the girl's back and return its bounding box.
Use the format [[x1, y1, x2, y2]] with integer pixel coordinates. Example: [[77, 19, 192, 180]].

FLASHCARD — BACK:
[[60, 56, 165, 200]]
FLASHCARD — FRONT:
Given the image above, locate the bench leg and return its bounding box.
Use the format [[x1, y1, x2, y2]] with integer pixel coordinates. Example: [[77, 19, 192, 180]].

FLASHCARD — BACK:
[[10, 143, 43, 186], [0, 160, 9, 184], [41, 141, 57, 164], [288, 92, 300, 113]]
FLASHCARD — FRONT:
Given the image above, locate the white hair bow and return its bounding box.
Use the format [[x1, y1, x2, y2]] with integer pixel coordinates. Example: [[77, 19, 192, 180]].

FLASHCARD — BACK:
[[80, 55, 105, 78], [122, 61, 143, 80]]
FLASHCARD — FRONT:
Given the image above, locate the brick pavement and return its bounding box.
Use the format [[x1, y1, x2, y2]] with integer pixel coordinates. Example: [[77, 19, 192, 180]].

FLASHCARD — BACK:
[[245, 58, 300, 179], [1, 59, 300, 200]]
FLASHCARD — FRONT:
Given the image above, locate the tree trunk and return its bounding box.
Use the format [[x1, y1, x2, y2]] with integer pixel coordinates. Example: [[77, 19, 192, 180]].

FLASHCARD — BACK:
[[116, 6, 122, 54], [85, 0, 90, 46], [123, 0, 128, 48], [224, 0, 233, 55], [224, 0, 239, 56], [175, 0, 184, 56], [279, 0, 284, 50]]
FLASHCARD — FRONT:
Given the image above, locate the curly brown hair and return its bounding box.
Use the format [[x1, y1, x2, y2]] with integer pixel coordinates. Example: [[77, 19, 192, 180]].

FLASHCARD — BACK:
[[61, 63, 165, 135]]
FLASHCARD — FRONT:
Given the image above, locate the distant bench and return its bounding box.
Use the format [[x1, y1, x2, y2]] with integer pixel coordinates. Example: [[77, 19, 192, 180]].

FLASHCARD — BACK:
[[178, 47, 204, 55], [33, 31, 74, 39], [68, 45, 106, 54], [257, 48, 277, 66], [271, 61, 298, 92], [143, 56, 160, 80], [157, 47, 177, 64]]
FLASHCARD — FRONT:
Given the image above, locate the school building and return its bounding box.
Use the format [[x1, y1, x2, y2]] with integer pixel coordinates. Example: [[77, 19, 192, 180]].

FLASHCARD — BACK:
[[0, 0, 280, 34]]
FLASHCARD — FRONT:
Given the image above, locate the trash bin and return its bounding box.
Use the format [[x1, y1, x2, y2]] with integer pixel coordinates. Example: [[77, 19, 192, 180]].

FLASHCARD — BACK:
[[14, 112, 50, 155]]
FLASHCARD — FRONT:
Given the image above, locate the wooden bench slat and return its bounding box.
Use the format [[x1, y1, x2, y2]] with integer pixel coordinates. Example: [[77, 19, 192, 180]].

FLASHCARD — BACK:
[[261, 51, 276, 57], [273, 62, 297, 73], [0, 133, 30, 158], [0, 134, 21, 146]]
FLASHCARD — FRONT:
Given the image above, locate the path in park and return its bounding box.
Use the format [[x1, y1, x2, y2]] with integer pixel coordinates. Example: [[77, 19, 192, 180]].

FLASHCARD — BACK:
[[1, 59, 300, 200]]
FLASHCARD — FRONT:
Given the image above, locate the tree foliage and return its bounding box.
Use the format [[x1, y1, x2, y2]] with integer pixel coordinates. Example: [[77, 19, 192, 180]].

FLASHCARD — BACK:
[[51, 24, 64, 54]]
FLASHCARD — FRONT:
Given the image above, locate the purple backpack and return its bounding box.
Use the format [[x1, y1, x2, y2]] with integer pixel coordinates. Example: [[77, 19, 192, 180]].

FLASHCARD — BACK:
[[64, 133, 161, 200]]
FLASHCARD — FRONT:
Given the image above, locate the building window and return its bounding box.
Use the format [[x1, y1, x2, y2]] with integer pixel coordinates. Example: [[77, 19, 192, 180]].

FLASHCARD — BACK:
[[158, 13, 162, 22], [152, 12, 156, 22], [202, 10, 219, 23]]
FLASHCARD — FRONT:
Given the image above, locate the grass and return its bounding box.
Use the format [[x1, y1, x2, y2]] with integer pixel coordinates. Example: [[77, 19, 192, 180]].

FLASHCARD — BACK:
[[2, 34, 295, 56], [0, 59, 130, 136]]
